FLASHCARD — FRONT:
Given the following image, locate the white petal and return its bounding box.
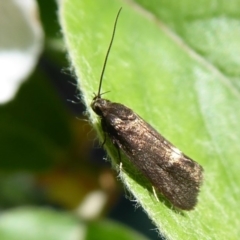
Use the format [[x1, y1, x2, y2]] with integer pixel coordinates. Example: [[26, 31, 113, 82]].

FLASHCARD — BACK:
[[0, 0, 43, 104]]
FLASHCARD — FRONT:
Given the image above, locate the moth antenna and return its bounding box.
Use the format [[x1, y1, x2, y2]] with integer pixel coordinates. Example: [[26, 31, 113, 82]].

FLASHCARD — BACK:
[[97, 7, 122, 97]]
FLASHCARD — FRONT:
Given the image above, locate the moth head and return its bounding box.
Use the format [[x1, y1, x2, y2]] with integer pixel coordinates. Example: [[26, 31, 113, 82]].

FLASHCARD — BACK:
[[91, 96, 110, 117]]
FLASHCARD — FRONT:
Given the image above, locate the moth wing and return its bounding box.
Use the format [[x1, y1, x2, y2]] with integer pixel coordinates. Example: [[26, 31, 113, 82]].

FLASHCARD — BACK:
[[119, 115, 203, 210]]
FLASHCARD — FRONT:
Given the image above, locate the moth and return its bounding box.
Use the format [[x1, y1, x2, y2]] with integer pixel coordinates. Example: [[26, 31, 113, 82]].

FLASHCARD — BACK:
[[91, 8, 203, 210]]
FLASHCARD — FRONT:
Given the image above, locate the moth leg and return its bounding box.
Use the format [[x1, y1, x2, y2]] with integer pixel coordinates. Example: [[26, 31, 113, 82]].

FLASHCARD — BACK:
[[112, 139, 122, 163], [100, 132, 107, 148], [116, 146, 121, 162], [119, 162, 123, 171], [111, 140, 122, 172], [152, 186, 160, 202], [100, 119, 108, 148], [118, 162, 123, 176]]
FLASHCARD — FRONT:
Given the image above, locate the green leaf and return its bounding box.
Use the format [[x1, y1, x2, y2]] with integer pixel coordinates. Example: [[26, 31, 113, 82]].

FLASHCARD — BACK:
[[0, 207, 81, 240], [59, 0, 240, 238], [0, 208, 149, 240], [87, 220, 149, 240]]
